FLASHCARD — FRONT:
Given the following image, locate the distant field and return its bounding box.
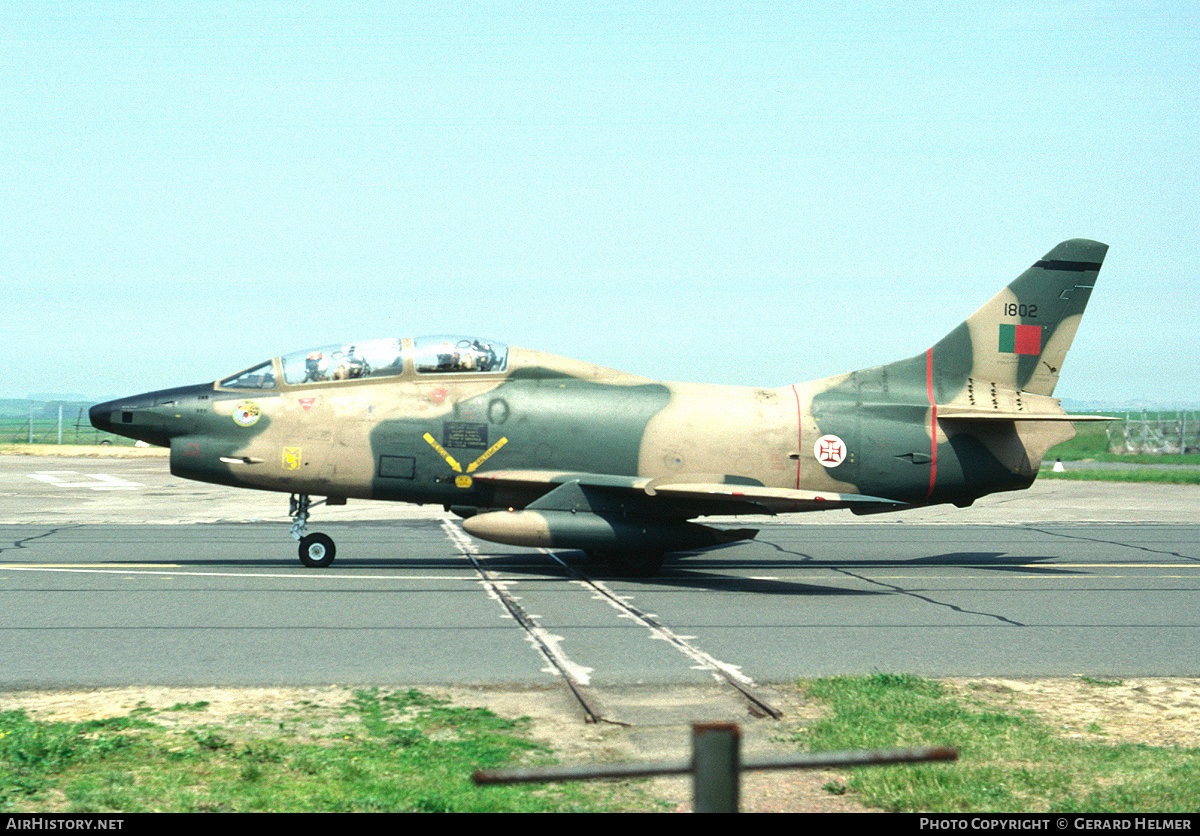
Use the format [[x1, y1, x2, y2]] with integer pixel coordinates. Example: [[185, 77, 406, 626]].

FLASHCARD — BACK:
[[1052, 412, 1200, 465]]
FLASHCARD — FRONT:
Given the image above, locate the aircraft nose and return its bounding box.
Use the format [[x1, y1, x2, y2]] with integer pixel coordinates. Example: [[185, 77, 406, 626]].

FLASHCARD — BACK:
[[89, 383, 213, 446], [88, 399, 120, 434], [89, 393, 157, 441]]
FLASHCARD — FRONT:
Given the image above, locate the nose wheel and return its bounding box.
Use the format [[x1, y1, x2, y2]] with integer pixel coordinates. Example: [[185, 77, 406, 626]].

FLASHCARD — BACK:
[[289, 493, 337, 568], [298, 532, 336, 568]]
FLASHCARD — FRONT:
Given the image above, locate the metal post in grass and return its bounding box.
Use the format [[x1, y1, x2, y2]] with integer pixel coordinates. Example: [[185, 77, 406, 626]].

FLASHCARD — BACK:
[[473, 723, 957, 812], [692, 722, 739, 813]]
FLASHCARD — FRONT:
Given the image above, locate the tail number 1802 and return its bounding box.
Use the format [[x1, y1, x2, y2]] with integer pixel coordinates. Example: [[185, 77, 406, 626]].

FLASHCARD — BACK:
[[1004, 303, 1037, 318]]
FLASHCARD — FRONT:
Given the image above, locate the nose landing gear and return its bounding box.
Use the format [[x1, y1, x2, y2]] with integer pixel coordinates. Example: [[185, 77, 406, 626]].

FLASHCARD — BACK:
[[289, 493, 337, 567]]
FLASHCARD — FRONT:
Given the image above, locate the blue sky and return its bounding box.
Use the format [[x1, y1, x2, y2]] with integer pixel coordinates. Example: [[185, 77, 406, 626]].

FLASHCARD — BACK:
[[2, 2, 1196, 404]]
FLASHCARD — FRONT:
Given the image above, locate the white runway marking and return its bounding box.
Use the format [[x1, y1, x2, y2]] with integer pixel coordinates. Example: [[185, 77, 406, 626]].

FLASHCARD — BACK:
[[0, 564, 476, 580], [441, 519, 596, 687], [29, 471, 143, 490]]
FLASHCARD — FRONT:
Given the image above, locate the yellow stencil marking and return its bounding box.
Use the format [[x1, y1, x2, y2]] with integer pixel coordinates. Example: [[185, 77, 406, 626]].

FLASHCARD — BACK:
[[422, 432, 462, 473], [467, 436, 508, 473], [422, 432, 508, 487], [282, 447, 302, 470]]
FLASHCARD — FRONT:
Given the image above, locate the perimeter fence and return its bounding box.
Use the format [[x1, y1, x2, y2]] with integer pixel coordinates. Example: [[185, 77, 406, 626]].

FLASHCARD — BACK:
[[0, 399, 126, 445], [1106, 411, 1200, 455]]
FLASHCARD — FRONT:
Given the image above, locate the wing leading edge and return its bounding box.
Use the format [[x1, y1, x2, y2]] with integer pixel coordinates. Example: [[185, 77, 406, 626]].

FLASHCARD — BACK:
[[471, 469, 908, 515]]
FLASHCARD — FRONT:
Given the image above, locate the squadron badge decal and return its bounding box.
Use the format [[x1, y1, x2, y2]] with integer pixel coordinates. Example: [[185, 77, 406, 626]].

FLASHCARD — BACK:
[[232, 401, 261, 427]]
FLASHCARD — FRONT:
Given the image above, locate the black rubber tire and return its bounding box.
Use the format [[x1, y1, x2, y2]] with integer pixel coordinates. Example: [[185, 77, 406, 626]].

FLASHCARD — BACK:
[[298, 532, 336, 568], [612, 551, 665, 578]]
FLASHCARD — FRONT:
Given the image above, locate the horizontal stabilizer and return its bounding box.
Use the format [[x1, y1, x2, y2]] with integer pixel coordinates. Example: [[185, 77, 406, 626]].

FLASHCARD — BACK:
[[934, 383, 1114, 423], [937, 406, 1115, 422]]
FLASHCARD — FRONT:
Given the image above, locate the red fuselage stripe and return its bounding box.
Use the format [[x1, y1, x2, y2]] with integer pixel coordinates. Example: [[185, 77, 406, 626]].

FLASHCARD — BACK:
[[791, 384, 802, 489], [925, 348, 938, 498]]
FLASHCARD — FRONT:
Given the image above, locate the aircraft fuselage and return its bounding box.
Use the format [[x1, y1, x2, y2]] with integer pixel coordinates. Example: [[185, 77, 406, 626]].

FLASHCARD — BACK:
[[90, 239, 1108, 571]]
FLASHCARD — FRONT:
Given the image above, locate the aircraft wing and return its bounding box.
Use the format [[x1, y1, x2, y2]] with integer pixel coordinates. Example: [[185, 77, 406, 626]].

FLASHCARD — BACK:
[[471, 469, 909, 517], [462, 470, 910, 566]]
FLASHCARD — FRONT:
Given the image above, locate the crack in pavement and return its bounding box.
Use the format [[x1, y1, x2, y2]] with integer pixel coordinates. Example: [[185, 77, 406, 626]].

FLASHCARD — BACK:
[[757, 539, 1025, 626], [0, 525, 79, 556], [1024, 524, 1200, 563]]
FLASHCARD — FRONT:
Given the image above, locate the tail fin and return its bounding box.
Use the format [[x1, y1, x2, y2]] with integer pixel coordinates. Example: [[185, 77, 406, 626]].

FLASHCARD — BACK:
[[932, 239, 1107, 397]]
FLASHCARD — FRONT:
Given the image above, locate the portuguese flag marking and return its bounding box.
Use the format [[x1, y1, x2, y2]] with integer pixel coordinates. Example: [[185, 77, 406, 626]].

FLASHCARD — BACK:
[[999, 323, 1041, 355]]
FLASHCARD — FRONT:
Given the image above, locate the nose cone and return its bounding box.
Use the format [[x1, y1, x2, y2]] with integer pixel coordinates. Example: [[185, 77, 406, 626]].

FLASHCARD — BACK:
[[88, 399, 118, 435], [90, 383, 212, 446]]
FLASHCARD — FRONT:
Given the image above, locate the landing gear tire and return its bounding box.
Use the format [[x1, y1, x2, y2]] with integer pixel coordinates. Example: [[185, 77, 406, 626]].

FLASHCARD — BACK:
[[607, 551, 665, 578], [619, 551, 665, 577], [299, 532, 336, 568]]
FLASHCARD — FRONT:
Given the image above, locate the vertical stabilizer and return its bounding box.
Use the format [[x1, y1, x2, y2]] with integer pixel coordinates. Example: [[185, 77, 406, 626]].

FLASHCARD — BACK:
[[931, 239, 1107, 397]]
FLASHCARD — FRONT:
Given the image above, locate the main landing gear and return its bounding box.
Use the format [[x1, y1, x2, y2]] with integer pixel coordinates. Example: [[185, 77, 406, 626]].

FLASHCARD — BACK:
[[289, 493, 336, 567], [584, 549, 666, 578]]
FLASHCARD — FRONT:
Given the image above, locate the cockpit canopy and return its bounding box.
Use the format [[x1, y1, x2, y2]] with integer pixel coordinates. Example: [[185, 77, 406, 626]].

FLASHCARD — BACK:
[[219, 336, 509, 390]]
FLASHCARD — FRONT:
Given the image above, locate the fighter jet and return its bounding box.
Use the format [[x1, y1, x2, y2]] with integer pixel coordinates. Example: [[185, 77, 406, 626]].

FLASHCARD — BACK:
[[91, 239, 1109, 575]]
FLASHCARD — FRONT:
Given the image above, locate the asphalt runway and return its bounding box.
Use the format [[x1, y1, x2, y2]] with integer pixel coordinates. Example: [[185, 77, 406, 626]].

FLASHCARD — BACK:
[[2, 454, 1199, 692]]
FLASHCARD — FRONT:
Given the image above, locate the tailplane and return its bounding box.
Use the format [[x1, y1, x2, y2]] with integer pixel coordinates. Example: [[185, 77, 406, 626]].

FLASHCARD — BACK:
[[810, 239, 1109, 503]]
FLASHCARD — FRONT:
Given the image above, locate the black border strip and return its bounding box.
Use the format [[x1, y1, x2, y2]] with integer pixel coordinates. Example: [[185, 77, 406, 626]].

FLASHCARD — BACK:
[[1035, 259, 1104, 272]]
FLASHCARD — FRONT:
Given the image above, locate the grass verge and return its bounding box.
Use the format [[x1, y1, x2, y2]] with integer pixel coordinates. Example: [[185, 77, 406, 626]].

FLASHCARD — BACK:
[[1041, 468, 1200, 484], [1, 688, 639, 813], [796, 673, 1200, 813]]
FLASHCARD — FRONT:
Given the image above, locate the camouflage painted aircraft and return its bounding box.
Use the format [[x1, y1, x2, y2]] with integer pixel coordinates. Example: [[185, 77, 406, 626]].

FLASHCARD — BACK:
[[91, 239, 1108, 575]]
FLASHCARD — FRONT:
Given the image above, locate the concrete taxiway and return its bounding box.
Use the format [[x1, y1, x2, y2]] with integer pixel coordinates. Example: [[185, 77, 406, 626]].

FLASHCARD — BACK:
[[2, 454, 1198, 689]]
